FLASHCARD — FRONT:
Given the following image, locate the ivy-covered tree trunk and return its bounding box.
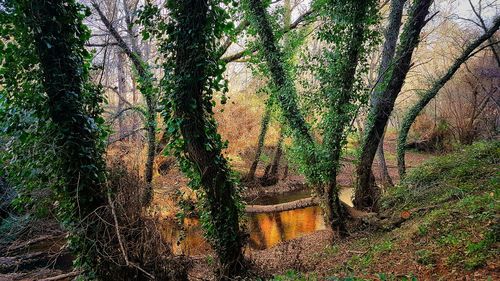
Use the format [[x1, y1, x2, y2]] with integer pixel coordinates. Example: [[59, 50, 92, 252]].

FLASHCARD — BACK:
[[397, 15, 500, 176], [318, 0, 376, 236], [247, 0, 292, 185], [355, 0, 432, 210], [23, 0, 107, 275], [167, 0, 244, 278], [243, 0, 321, 195]]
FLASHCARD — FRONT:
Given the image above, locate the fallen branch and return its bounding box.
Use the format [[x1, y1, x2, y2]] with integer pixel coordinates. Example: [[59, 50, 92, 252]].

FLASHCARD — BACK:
[[245, 197, 318, 213], [39, 271, 83, 281], [245, 196, 377, 220], [6, 234, 64, 255]]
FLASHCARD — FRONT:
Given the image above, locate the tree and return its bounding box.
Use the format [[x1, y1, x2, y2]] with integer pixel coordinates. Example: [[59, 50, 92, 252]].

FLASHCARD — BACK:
[[20, 0, 109, 276], [355, 0, 432, 210], [243, 0, 378, 236], [314, 0, 379, 235], [370, 0, 407, 188], [246, 99, 272, 181], [397, 15, 500, 176], [92, 1, 157, 206], [153, 0, 245, 278], [245, 0, 302, 184], [243, 0, 320, 196]]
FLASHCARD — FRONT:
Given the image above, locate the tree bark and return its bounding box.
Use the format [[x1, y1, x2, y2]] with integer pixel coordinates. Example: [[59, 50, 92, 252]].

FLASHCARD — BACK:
[[168, 0, 244, 277], [318, 0, 375, 236], [261, 128, 284, 186], [269, 130, 284, 181], [246, 100, 272, 181], [116, 51, 128, 139], [355, 0, 431, 210], [376, 129, 394, 188], [397, 15, 500, 177]]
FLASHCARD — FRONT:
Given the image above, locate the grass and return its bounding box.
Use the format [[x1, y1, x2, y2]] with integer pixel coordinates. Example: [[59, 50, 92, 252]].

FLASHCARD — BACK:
[[272, 141, 499, 280]]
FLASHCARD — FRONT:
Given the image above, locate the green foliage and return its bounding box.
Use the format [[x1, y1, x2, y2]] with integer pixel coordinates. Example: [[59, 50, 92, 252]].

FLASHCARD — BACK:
[[381, 141, 499, 273], [0, 0, 61, 215], [0, 214, 31, 244], [267, 270, 418, 281], [270, 270, 310, 281], [309, 0, 380, 183], [463, 229, 497, 270], [1, 0, 109, 277]]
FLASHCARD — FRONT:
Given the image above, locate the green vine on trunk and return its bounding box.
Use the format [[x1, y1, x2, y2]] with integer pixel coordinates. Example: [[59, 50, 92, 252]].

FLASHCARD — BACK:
[[140, 0, 245, 278]]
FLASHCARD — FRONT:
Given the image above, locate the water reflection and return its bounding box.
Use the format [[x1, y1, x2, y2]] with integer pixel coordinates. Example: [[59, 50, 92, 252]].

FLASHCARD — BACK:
[[161, 188, 354, 255], [247, 206, 325, 249]]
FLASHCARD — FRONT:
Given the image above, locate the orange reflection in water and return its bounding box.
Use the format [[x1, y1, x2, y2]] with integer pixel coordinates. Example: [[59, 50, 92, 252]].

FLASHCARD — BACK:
[[161, 188, 353, 255], [248, 206, 325, 249]]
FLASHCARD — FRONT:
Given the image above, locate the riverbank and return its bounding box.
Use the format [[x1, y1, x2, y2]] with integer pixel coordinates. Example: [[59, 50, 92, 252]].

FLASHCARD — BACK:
[[191, 141, 499, 280], [256, 141, 500, 280], [1, 141, 497, 280]]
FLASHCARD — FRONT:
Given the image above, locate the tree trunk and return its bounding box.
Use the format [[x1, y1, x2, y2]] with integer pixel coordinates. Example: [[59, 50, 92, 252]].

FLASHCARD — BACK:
[[355, 0, 431, 210], [116, 51, 128, 139], [397, 15, 500, 177], [318, 0, 375, 234], [246, 100, 272, 181], [377, 129, 393, 188], [261, 128, 284, 186], [25, 0, 107, 276], [269, 130, 284, 180], [167, 0, 244, 277], [93, 3, 156, 205]]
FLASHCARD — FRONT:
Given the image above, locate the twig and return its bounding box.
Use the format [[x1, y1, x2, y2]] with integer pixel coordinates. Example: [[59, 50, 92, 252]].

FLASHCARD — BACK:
[[106, 185, 155, 280], [106, 189, 129, 265], [348, 250, 368, 255]]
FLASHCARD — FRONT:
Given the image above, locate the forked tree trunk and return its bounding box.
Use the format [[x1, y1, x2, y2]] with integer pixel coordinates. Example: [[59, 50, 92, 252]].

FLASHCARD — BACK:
[[355, 0, 431, 210], [397, 15, 500, 176], [318, 0, 375, 236]]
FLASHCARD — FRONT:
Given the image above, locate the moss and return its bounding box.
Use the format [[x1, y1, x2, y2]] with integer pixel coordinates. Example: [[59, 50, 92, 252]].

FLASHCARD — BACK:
[[382, 141, 499, 212]]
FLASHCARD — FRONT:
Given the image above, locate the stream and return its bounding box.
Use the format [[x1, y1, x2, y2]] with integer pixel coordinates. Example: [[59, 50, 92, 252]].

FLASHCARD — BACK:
[[162, 188, 354, 255]]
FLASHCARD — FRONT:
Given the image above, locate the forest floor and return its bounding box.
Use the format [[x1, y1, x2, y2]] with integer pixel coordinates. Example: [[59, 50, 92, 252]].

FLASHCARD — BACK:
[[189, 141, 500, 280], [0, 140, 498, 280]]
